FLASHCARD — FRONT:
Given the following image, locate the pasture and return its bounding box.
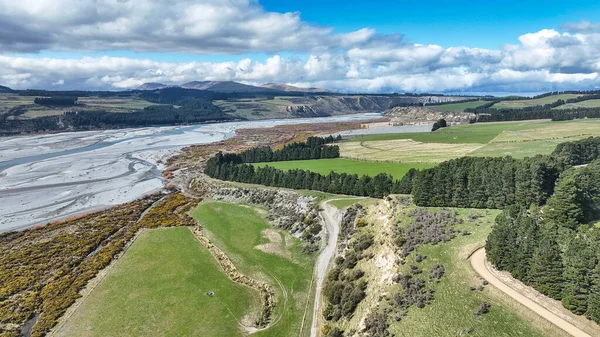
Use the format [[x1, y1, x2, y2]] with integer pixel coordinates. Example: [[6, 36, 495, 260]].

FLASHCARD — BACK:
[[191, 201, 316, 337], [254, 158, 435, 179], [492, 94, 580, 109], [428, 100, 490, 113], [342, 119, 600, 162], [553, 99, 600, 110], [53, 227, 260, 337]]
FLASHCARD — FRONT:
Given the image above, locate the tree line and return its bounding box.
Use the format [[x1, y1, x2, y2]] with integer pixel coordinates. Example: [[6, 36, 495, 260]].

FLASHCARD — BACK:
[[34, 96, 78, 106], [399, 137, 600, 209], [486, 159, 600, 323], [204, 137, 406, 198], [238, 135, 342, 163]]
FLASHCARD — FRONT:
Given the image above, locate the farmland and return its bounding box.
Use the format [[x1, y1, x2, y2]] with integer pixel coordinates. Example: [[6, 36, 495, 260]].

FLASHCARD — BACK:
[[553, 99, 600, 110], [342, 119, 600, 162], [254, 158, 435, 179], [491, 94, 580, 109], [52, 227, 260, 337], [191, 201, 316, 337]]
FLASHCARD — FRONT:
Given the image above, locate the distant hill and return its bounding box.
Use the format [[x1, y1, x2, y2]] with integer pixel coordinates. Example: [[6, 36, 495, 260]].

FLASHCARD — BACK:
[[260, 83, 331, 93], [0, 85, 14, 93], [180, 81, 281, 94], [136, 82, 170, 90]]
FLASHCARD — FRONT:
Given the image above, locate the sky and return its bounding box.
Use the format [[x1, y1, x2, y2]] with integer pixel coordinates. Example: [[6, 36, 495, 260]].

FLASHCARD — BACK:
[[1, 0, 600, 93]]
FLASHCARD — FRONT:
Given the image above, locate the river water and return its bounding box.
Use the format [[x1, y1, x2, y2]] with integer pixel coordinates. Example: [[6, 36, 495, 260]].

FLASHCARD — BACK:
[[0, 114, 431, 232]]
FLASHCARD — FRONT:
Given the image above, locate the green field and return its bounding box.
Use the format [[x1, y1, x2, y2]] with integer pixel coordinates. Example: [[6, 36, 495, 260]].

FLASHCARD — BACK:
[[429, 100, 490, 113], [343, 119, 600, 162], [78, 97, 160, 110], [388, 208, 564, 337], [191, 201, 315, 337], [254, 158, 435, 180], [54, 228, 260, 337], [348, 121, 549, 144], [553, 99, 600, 110], [492, 94, 580, 109]]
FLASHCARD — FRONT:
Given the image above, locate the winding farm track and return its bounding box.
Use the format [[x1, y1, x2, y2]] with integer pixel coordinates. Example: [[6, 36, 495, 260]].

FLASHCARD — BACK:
[[470, 248, 592, 337]]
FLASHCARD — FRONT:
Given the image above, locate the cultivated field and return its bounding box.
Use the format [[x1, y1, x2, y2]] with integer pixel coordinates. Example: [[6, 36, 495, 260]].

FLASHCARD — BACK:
[[78, 97, 160, 110], [387, 207, 565, 337], [191, 201, 316, 337], [343, 119, 600, 161], [553, 99, 600, 110], [254, 158, 435, 179], [428, 100, 490, 113], [339, 139, 483, 163], [492, 94, 580, 109], [53, 227, 260, 337]]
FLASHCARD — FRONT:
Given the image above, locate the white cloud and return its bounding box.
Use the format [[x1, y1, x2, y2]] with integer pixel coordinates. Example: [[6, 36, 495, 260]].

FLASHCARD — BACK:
[[0, 0, 599, 93]]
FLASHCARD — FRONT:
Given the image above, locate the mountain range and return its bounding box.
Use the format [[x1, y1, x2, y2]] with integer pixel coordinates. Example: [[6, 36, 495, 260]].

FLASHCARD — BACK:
[[136, 81, 330, 94]]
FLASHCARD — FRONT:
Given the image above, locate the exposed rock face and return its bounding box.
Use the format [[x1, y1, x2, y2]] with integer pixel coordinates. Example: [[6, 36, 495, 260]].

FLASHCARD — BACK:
[[384, 106, 476, 126]]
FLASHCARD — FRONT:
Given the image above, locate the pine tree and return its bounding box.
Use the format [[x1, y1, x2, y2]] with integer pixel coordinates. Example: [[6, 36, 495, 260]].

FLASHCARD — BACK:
[[545, 176, 585, 230], [528, 226, 564, 299]]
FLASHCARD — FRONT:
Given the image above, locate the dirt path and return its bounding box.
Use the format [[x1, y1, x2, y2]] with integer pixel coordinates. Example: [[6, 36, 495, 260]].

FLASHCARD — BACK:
[[309, 198, 358, 337], [470, 248, 592, 337]]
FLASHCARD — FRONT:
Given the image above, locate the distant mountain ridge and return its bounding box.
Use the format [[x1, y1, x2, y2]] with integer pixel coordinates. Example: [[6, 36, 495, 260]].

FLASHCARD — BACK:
[[260, 83, 331, 93], [136, 81, 329, 94], [0, 85, 14, 93]]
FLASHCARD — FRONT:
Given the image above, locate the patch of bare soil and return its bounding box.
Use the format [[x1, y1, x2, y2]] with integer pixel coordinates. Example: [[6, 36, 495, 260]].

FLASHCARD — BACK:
[[255, 229, 292, 260]]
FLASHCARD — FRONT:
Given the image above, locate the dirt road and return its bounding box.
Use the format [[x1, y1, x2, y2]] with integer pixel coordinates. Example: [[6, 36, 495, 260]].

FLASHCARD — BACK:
[[470, 248, 592, 337], [309, 199, 347, 337]]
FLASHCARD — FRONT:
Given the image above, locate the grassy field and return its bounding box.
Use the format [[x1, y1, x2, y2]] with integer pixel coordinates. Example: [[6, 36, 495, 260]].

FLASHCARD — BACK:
[[328, 197, 378, 209], [387, 207, 565, 337], [191, 201, 315, 337], [553, 99, 600, 110], [492, 94, 580, 109], [428, 100, 490, 113], [343, 119, 600, 161], [254, 158, 435, 179], [54, 228, 260, 337], [78, 97, 160, 110], [339, 139, 483, 163]]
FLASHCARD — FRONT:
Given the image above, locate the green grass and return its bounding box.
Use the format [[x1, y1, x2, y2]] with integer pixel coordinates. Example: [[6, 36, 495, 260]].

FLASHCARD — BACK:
[[347, 121, 549, 144], [390, 208, 563, 337], [254, 158, 435, 180], [191, 201, 315, 337], [429, 100, 490, 113], [553, 99, 600, 110], [54, 228, 260, 337], [328, 198, 378, 209], [492, 94, 580, 109], [468, 140, 560, 159]]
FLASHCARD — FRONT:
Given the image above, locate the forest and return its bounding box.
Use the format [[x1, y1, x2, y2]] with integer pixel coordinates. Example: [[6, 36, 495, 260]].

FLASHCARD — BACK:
[[204, 137, 403, 198], [486, 160, 600, 323]]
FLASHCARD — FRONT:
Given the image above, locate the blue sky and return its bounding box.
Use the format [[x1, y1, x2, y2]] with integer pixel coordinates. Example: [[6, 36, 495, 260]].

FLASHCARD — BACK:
[[1, 0, 600, 92], [261, 0, 600, 48]]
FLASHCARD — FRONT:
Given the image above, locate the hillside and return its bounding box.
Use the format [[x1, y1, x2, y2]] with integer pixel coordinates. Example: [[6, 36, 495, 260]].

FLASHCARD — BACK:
[[180, 81, 281, 94], [260, 83, 331, 93], [0, 85, 14, 93], [136, 82, 169, 90]]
